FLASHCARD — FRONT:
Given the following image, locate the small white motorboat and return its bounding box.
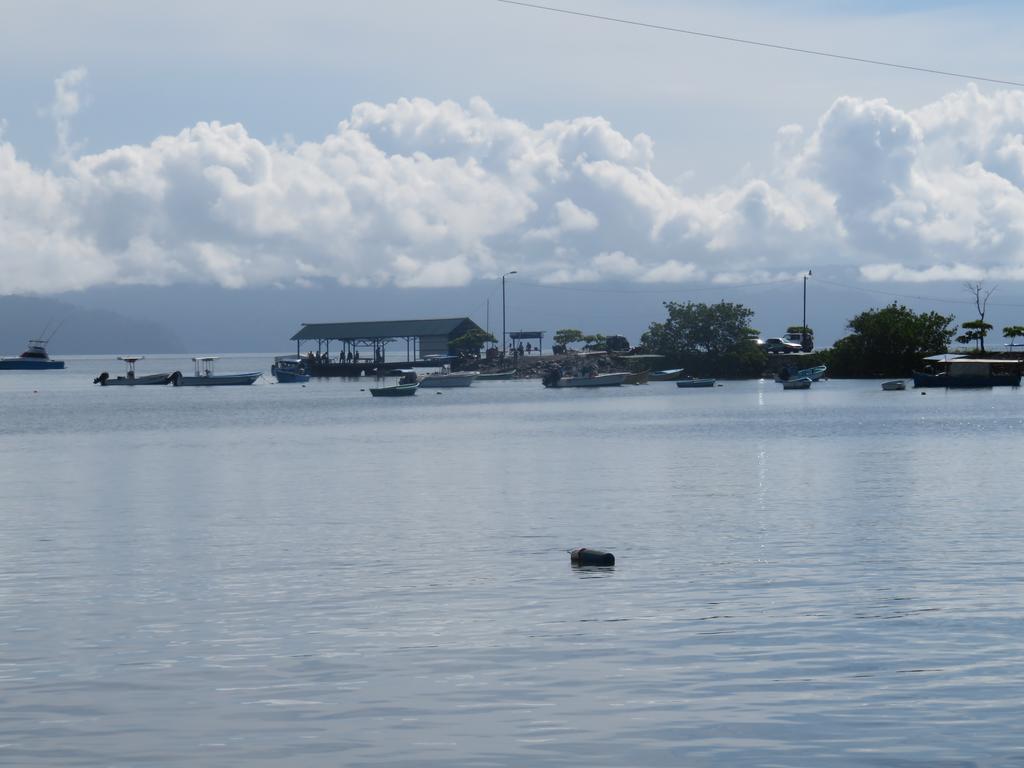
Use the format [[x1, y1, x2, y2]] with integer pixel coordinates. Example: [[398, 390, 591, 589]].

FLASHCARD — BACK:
[[881, 380, 907, 391], [171, 357, 261, 386], [94, 356, 173, 386]]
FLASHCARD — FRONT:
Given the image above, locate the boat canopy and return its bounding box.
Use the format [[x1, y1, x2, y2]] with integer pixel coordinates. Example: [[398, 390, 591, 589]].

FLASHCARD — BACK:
[[118, 355, 144, 363], [192, 356, 219, 362], [922, 354, 967, 362]]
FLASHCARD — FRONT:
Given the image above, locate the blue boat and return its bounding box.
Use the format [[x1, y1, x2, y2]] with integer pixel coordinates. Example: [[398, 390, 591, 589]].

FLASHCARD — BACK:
[[271, 356, 310, 383], [0, 340, 65, 370]]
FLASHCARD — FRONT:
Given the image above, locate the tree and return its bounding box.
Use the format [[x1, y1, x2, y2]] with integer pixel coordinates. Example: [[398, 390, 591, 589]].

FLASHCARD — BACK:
[[640, 300, 764, 376], [582, 333, 606, 350], [957, 319, 994, 351], [1003, 325, 1024, 347], [448, 328, 497, 357], [829, 303, 956, 376], [553, 329, 585, 351], [964, 281, 996, 353]]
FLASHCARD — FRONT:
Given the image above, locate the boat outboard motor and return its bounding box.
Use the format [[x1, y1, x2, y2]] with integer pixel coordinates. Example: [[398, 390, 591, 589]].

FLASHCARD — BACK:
[[170, 371, 183, 387], [93, 372, 109, 385], [542, 367, 562, 387]]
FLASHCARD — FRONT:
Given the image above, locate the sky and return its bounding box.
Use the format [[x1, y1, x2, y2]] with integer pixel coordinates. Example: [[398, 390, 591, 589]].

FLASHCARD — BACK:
[[4, 0, 1024, 347]]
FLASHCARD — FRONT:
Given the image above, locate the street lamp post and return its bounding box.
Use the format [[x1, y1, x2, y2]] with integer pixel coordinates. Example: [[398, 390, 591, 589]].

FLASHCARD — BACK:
[[802, 269, 812, 332], [502, 270, 517, 358]]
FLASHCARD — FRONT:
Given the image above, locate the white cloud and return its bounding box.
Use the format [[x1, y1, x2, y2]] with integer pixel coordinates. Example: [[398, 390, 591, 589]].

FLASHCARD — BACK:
[[8, 78, 1024, 294], [50, 67, 88, 163]]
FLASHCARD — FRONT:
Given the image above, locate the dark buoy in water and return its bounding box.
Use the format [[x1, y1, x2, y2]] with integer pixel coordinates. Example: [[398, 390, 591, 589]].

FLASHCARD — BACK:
[[571, 548, 615, 567]]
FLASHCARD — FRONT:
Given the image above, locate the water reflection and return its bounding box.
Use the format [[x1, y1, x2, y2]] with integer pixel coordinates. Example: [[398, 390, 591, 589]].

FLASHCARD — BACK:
[[1, 375, 1023, 765]]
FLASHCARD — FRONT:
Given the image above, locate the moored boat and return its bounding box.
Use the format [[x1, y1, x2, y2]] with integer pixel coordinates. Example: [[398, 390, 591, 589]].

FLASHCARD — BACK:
[[542, 369, 629, 388], [418, 367, 478, 387], [648, 368, 686, 381], [796, 364, 827, 381], [271, 356, 310, 383], [623, 370, 649, 385], [781, 377, 812, 390], [676, 377, 716, 388], [94, 356, 172, 386], [882, 380, 907, 391], [0, 340, 65, 370], [171, 357, 261, 387], [369, 381, 419, 397], [476, 370, 516, 380], [777, 364, 827, 383], [913, 357, 1022, 388]]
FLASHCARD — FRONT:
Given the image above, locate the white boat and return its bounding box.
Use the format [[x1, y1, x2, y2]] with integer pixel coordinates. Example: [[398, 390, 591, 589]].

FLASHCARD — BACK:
[[882, 380, 907, 391], [94, 356, 173, 386], [781, 377, 812, 390], [542, 370, 629, 388], [418, 367, 479, 387], [171, 357, 261, 387]]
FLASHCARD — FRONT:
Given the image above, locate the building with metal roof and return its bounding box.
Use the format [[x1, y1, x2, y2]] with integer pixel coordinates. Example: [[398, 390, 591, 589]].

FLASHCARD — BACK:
[[290, 317, 484, 363]]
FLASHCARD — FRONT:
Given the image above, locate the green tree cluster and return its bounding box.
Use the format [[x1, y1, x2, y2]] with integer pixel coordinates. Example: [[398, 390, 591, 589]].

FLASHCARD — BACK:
[[640, 301, 764, 377], [828, 303, 956, 376], [957, 320, 993, 351], [1003, 325, 1024, 347], [449, 328, 497, 357]]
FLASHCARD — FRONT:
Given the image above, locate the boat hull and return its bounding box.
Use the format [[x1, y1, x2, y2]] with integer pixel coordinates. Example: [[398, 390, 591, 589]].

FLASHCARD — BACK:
[[99, 373, 173, 386], [648, 368, 686, 381], [172, 371, 261, 386], [881, 380, 907, 391], [545, 372, 629, 388], [273, 372, 310, 383], [676, 378, 716, 388], [781, 377, 812, 390], [272, 368, 310, 383], [476, 371, 516, 380], [797, 365, 827, 381], [418, 372, 478, 387], [913, 371, 1021, 388], [369, 383, 419, 397], [0, 359, 65, 370]]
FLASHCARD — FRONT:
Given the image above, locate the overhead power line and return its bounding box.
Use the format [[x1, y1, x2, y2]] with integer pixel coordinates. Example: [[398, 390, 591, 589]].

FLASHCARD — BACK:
[[496, 0, 1024, 88]]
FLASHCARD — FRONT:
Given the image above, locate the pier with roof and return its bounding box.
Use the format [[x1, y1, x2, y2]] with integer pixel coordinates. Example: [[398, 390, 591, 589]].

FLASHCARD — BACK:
[[290, 317, 485, 377]]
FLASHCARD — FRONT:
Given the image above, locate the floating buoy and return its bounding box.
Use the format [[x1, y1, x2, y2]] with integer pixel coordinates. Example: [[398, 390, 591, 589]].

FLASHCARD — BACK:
[[570, 548, 615, 567]]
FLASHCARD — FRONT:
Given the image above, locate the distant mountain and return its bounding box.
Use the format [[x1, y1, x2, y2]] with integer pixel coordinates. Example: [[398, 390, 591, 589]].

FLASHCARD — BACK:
[[0, 295, 185, 355]]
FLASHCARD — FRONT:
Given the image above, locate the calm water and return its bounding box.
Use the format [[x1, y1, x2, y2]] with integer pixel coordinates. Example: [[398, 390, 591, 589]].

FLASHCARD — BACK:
[[2, 356, 1024, 766]]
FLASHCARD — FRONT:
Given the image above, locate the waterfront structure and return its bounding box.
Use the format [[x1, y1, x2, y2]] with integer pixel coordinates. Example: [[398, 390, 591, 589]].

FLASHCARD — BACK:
[[290, 318, 485, 376]]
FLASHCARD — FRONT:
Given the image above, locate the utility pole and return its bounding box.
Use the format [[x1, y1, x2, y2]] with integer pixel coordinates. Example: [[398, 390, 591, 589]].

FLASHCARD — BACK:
[[802, 269, 812, 331], [502, 270, 517, 356]]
